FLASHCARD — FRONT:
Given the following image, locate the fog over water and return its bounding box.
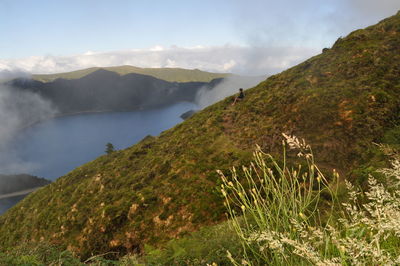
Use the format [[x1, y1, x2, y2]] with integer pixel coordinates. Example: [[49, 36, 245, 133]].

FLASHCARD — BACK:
[[0, 81, 57, 175], [6, 102, 196, 181]]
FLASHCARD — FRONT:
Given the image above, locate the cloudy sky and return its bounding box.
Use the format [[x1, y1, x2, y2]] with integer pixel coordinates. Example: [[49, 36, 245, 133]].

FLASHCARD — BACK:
[[0, 0, 399, 76]]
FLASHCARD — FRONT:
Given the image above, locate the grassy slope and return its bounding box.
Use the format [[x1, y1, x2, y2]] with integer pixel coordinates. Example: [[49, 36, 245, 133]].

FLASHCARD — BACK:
[[32, 66, 230, 83], [1, 11, 400, 259]]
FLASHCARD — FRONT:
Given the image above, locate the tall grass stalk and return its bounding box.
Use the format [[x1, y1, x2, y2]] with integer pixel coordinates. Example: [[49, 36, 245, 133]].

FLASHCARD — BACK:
[[219, 134, 338, 265], [219, 134, 400, 265]]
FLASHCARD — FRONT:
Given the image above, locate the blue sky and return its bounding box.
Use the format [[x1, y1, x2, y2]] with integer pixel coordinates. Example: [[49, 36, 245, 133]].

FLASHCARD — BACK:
[[0, 0, 239, 58], [0, 0, 399, 74]]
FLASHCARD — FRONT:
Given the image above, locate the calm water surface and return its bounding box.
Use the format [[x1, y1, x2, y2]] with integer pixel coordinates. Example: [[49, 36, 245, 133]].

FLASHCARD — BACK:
[[11, 102, 197, 181]]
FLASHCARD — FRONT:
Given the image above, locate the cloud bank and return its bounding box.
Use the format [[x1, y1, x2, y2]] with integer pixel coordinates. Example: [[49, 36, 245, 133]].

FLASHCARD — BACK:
[[0, 82, 57, 174], [0, 45, 319, 76]]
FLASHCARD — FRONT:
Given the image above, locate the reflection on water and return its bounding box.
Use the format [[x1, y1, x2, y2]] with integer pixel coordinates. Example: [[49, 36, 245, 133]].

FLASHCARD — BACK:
[[10, 102, 197, 181]]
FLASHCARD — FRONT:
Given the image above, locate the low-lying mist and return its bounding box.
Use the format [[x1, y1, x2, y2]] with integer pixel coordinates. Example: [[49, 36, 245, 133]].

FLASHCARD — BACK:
[[195, 75, 266, 109], [0, 74, 57, 175]]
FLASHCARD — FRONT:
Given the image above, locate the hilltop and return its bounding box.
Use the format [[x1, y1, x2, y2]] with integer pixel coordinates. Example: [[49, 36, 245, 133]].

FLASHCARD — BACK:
[[32, 66, 230, 83], [1, 11, 400, 260]]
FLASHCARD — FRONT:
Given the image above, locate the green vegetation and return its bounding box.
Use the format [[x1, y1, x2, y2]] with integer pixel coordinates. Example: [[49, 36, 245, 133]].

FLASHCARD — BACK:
[[0, 10, 400, 262], [220, 137, 339, 264], [105, 143, 115, 155], [0, 242, 143, 265], [0, 242, 82, 265], [0, 221, 241, 265], [32, 65, 230, 83], [142, 221, 243, 265], [222, 138, 400, 265], [2, 142, 400, 265]]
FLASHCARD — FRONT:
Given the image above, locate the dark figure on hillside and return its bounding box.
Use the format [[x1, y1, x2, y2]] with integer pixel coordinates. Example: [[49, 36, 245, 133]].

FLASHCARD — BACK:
[[232, 88, 245, 105]]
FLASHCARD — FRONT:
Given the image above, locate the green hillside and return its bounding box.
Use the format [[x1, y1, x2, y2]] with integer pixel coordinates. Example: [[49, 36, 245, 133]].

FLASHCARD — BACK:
[[1, 11, 400, 260], [32, 66, 230, 83]]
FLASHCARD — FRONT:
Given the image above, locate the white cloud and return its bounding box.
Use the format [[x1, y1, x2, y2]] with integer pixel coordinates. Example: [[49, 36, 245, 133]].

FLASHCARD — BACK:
[[231, 0, 400, 50], [0, 84, 57, 174], [223, 59, 237, 71], [0, 45, 319, 76], [149, 45, 165, 51]]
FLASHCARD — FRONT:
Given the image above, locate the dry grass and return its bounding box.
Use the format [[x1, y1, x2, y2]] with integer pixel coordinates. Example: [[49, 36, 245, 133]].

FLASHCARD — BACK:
[[222, 136, 400, 265]]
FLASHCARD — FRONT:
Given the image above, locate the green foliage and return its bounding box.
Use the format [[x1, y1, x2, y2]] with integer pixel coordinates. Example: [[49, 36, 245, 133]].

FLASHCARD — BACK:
[[220, 137, 339, 264], [143, 221, 243, 265], [0, 243, 146, 265], [383, 125, 400, 149], [223, 140, 400, 265], [0, 242, 82, 265], [105, 142, 115, 154], [0, 223, 242, 265]]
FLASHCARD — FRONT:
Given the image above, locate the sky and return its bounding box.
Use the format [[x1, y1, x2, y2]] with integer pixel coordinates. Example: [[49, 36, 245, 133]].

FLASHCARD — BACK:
[[0, 0, 400, 76]]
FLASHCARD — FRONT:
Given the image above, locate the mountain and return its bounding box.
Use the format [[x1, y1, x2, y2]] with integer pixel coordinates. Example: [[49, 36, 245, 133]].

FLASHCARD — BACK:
[[0, 174, 50, 195], [1, 11, 400, 259], [31, 66, 230, 83], [0, 174, 51, 214], [10, 69, 224, 115]]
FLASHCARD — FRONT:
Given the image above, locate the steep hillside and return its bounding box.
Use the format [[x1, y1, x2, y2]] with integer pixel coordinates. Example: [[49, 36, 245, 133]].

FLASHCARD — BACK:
[[32, 66, 230, 83], [1, 11, 400, 259], [11, 70, 222, 115]]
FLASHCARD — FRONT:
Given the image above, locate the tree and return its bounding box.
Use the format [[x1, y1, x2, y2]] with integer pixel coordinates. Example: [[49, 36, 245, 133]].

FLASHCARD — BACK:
[[105, 142, 115, 154]]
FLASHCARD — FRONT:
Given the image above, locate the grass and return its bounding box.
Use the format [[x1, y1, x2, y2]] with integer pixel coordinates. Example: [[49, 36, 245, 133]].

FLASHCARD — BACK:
[[0, 242, 82, 265], [222, 137, 400, 265], [0, 221, 242, 265], [220, 136, 340, 264], [143, 221, 243, 265]]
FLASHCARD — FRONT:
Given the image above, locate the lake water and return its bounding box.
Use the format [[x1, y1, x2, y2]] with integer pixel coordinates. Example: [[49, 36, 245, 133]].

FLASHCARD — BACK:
[[0, 195, 24, 214], [9, 102, 197, 181]]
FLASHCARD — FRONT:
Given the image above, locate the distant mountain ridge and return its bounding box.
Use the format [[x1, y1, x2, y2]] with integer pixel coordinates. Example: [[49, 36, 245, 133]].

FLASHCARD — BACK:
[[32, 66, 230, 83], [0, 174, 50, 195], [0, 174, 51, 214], [11, 69, 224, 116]]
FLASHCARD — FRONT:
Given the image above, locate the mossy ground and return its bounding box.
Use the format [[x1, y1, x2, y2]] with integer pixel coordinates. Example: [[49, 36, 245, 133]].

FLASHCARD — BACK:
[[1, 11, 400, 261]]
